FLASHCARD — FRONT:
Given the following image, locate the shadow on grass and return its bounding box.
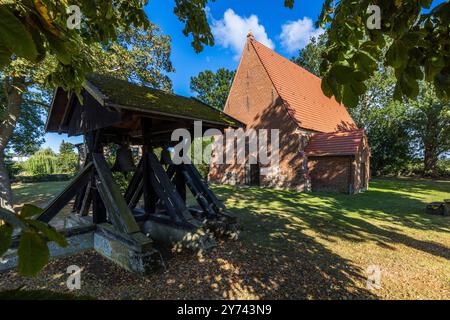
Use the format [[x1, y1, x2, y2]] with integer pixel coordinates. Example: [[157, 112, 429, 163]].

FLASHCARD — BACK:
[[213, 178, 450, 262], [6, 178, 448, 299], [153, 208, 377, 299], [12, 181, 70, 208]]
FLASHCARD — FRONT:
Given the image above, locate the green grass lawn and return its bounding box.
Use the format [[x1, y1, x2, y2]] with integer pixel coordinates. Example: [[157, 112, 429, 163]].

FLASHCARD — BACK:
[[12, 181, 69, 209], [3, 178, 449, 300], [212, 178, 450, 299]]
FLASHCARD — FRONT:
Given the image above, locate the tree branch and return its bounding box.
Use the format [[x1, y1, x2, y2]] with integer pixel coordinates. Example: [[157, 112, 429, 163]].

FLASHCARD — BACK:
[[23, 99, 50, 109]]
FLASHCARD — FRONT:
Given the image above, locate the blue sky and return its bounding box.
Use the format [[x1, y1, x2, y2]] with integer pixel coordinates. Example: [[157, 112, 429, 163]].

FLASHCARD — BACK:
[[41, 0, 446, 152]]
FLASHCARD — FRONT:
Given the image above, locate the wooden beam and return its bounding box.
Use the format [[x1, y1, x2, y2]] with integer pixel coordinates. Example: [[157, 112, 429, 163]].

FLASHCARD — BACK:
[[92, 181, 106, 224], [124, 157, 144, 207], [180, 168, 215, 217], [58, 92, 74, 133], [10, 224, 96, 249], [141, 118, 158, 216], [79, 180, 92, 216], [146, 150, 195, 225], [129, 180, 144, 210], [92, 153, 141, 235], [174, 167, 186, 203], [37, 163, 93, 223], [184, 164, 227, 212], [143, 152, 157, 215]]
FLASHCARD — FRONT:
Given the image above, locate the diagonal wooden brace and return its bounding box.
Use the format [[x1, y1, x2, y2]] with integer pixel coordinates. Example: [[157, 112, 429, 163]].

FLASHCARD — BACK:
[[38, 163, 94, 223], [124, 157, 145, 209], [184, 163, 228, 213], [145, 150, 196, 227], [92, 153, 141, 235]]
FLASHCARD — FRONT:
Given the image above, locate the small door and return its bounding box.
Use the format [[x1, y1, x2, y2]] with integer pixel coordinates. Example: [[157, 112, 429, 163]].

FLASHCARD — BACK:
[[249, 164, 260, 186]]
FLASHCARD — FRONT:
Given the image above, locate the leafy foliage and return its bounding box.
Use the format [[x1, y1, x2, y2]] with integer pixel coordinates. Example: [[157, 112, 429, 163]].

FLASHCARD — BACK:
[[90, 25, 174, 91], [291, 34, 327, 77], [21, 142, 79, 176], [314, 0, 450, 107], [406, 84, 450, 176], [4, 154, 23, 179], [190, 68, 235, 110], [292, 33, 449, 177], [0, 0, 217, 91], [56, 141, 79, 175], [0, 204, 67, 277], [0, 0, 150, 91], [23, 148, 58, 176], [4, 89, 48, 156]]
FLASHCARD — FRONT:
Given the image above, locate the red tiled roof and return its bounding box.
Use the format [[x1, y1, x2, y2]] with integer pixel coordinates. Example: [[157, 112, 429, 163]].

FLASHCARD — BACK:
[[250, 39, 357, 133], [305, 130, 365, 156]]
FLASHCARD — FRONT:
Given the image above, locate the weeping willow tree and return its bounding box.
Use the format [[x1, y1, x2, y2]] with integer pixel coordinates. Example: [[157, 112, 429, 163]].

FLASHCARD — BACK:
[[24, 149, 57, 176]]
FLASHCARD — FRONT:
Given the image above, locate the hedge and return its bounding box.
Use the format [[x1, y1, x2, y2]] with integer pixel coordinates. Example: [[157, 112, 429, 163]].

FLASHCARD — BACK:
[[13, 174, 73, 183]]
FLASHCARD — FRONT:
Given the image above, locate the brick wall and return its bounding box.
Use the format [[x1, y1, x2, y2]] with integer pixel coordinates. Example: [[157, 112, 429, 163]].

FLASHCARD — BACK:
[[208, 37, 310, 190], [307, 156, 352, 193]]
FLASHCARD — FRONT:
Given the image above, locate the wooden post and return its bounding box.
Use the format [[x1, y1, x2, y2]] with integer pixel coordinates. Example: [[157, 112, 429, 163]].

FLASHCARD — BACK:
[[92, 174, 106, 224], [79, 180, 92, 216], [124, 157, 144, 209], [93, 153, 141, 235], [174, 167, 186, 203], [141, 118, 158, 215]]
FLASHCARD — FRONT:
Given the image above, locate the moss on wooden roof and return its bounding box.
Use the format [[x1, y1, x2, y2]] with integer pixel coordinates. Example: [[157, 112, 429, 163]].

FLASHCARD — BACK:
[[85, 74, 240, 126]]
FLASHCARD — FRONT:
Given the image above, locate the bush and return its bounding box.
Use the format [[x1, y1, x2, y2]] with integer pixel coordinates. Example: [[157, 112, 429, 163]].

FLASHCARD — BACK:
[[374, 159, 450, 178], [23, 149, 58, 176], [14, 174, 72, 183], [435, 159, 450, 177], [5, 158, 23, 179], [56, 152, 79, 175], [56, 141, 79, 174]]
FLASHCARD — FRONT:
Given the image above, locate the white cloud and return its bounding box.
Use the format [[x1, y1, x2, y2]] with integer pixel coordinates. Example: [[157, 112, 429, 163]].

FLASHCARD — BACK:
[[212, 9, 274, 59], [280, 17, 324, 54]]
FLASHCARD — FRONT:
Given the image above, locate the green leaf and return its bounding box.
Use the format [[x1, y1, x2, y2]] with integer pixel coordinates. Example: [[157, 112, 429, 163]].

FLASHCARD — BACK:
[[17, 231, 50, 277], [284, 0, 294, 9], [330, 62, 353, 84], [0, 207, 27, 230], [386, 41, 408, 69], [424, 54, 446, 82], [0, 41, 11, 67], [342, 84, 359, 108], [400, 74, 420, 98], [20, 204, 44, 218], [44, 32, 72, 65], [0, 224, 14, 256], [354, 51, 377, 74], [420, 0, 433, 9], [352, 70, 369, 82], [0, 7, 38, 61], [435, 72, 450, 98], [28, 27, 46, 63], [401, 31, 424, 47], [27, 220, 67, 247], [321, 77, 333, 98]]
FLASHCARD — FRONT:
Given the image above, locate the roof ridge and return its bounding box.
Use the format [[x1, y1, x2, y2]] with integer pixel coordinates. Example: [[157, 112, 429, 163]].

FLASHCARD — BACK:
[[250, 39, 323, 82]]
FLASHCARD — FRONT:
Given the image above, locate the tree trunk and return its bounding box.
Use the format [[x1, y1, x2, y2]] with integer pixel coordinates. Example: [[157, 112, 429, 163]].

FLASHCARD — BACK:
[[0, 76, 25, 210], [424, 145, 438, 176], [422, 106, 441, 177]]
